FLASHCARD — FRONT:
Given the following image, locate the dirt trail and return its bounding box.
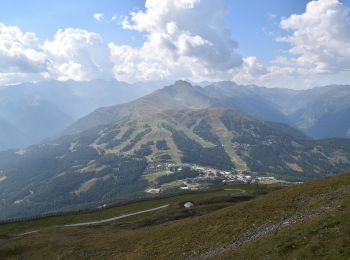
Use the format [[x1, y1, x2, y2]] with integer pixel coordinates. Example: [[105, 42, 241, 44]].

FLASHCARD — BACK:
[[63, 204, 169, 227], [12, 204, 170, 236], [223, 189, 246, 193]]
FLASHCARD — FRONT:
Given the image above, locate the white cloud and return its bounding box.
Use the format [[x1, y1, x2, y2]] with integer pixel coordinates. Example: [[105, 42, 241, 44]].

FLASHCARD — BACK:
[[1, 0, 349, 88], [0, 23, 47, 74], [232, 0, 350, 89], [43, 28, 113, 81], [111, 0, 242, 82], [233, 56, 268, 83], [93, 13, 104, 22], [279, 0, 350, 73], [0, 24, 113, 84], [111, 0, 350, 87]]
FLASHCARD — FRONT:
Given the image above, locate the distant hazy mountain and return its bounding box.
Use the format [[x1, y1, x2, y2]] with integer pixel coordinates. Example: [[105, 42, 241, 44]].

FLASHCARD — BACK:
[[209, 82, 350, 139], [0, 118, 26, 150], [0, 79, 163, 151], [65, 81, 350, 139], [279, 85, 350, 138], [203, 82, 350, 139], [0, 95, 73, 151]]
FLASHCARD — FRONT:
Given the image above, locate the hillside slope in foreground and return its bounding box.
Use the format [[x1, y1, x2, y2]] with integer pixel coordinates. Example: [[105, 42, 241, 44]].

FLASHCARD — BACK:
[[0, 172, 349, 259]]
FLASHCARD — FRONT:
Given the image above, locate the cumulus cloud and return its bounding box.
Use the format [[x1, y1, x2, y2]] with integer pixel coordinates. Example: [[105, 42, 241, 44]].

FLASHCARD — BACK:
[[110, 0, 242, 82], [232, 57, 268, 83], [93, 13, 104, 22], [110, 0, 350, 87], [0, 23, 47, 74], [1, 0, 349, 88], [0, 24, 113, 84], [43, 28, 113, 81], [279, 0, 350, 73], [0, 0, 244, 85], [233, 0, 350, 88]]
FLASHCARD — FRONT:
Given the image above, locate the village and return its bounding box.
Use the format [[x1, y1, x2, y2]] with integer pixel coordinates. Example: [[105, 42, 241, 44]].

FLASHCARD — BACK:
[[144, 162, 288, 194]]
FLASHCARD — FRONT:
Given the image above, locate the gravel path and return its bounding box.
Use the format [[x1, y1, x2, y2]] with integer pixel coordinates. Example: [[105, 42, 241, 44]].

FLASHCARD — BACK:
[[12, 204, 170, 236], [63, 204, 169, 227], [223, 189, 246, 193], [17, 230, 39, 236]]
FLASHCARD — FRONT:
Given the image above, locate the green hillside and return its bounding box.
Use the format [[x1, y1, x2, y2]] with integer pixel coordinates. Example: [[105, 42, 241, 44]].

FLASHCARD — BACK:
[[0, 173, 349, 259], [90, 108, 350, 178], [0, 108, 350, 220]]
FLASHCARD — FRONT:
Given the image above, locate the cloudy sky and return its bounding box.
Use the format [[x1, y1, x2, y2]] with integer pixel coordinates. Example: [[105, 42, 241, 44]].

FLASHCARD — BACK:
[[1, 0, 350, 89]]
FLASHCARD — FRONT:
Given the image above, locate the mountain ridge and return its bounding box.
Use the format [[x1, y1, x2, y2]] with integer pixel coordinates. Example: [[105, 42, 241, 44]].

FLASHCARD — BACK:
[[63, 81, 350, 139]]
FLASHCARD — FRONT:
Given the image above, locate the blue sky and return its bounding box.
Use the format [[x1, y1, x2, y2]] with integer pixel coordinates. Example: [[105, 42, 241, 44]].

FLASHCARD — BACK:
[[0, 0, 350, 88], [0, 0, 143, 45], [228, 0, 312, 62]]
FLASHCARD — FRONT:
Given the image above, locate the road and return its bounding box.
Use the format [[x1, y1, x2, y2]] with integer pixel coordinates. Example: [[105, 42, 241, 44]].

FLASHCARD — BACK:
[[224, 189, 247, 193], [16, 230, 39, 237], [63, 204, 169, 227], [14, 204, 170, 236]]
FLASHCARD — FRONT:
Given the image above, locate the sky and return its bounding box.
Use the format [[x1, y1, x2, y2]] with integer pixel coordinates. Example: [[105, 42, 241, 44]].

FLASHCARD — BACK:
[[0, 0, 350, 89]]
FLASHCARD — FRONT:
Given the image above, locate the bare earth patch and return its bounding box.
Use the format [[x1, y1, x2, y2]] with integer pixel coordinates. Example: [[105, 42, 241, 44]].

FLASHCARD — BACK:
[[285, 162, 304, 172]]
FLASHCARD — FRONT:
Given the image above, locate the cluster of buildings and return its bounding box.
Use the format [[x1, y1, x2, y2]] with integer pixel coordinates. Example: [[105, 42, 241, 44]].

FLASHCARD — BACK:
[[144, 163, 179, 174], [144, 162, 288, 194], [186, 164, 253, 184], [179, 182, 200, 191], [145, 188, 161, 194]]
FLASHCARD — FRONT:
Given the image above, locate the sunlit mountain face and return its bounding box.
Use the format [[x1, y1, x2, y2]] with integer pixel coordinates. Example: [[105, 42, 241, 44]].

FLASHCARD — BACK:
[[0, 0, 349, 258]]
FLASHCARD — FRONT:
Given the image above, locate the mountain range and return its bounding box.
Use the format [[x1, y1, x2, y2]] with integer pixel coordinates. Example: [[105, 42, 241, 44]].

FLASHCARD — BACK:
[[0, 80, 164, 151], [0, 80, 349, 220], [1, 80, 349, 152], [66, 81, 350, 139]]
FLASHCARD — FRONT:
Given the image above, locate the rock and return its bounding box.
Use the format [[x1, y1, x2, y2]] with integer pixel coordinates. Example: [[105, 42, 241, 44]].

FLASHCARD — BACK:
[[184, 202, 194, 208]]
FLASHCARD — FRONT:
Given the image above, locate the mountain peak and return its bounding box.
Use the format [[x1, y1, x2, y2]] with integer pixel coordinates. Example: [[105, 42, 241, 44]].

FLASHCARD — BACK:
[[173, 80, 192, 87]]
